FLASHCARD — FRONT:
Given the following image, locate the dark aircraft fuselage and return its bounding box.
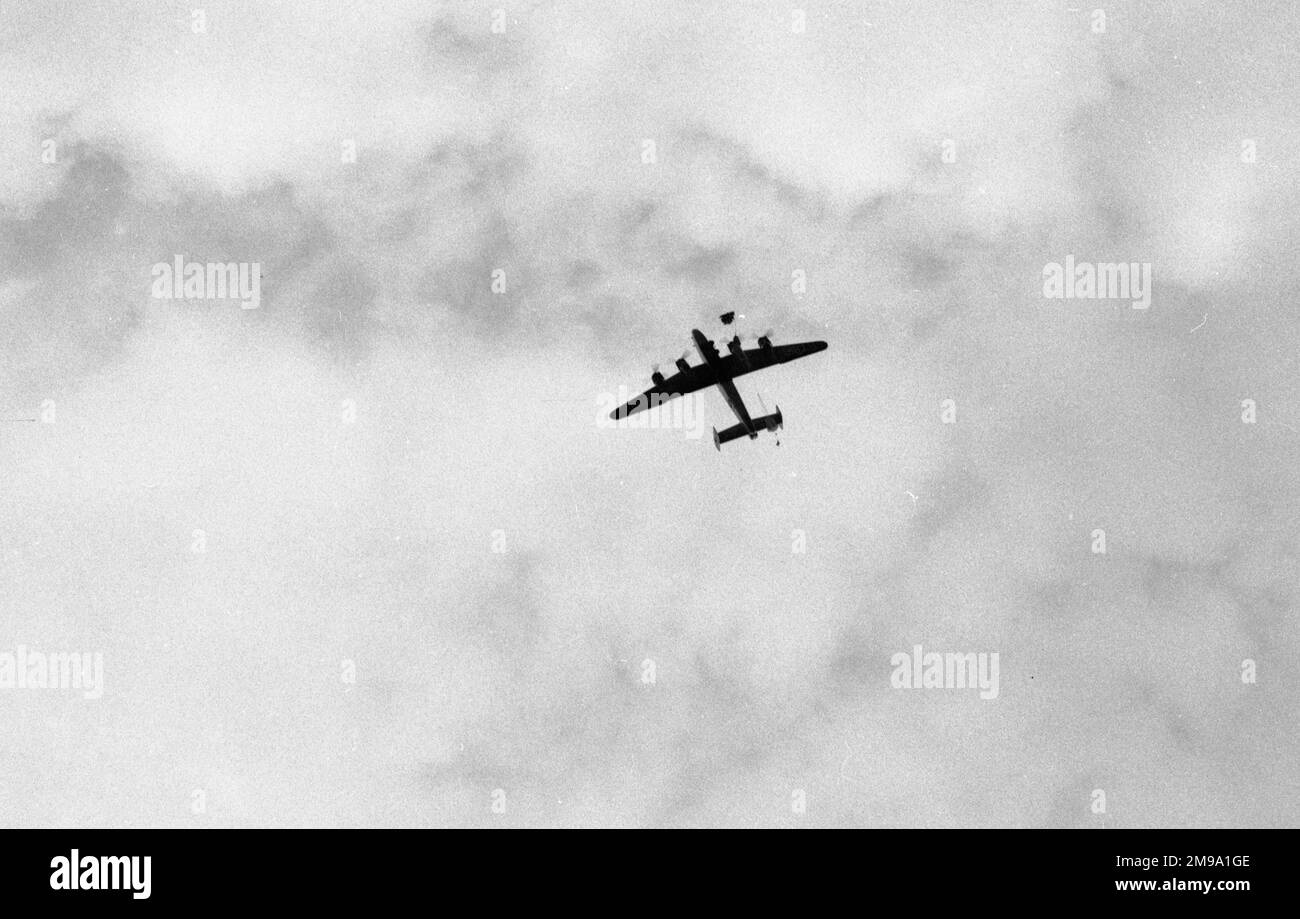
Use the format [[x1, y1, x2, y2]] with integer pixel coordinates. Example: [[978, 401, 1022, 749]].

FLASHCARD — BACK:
[[692, 328, 757, 438]]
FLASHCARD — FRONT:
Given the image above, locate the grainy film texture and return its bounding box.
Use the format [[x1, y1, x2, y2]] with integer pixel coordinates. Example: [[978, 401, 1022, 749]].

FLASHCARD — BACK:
[[0, 1, 1296, 828]]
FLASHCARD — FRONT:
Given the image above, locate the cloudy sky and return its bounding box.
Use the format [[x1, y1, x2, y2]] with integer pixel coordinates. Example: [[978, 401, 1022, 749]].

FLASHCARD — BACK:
[[1, 0, 1297, 827]]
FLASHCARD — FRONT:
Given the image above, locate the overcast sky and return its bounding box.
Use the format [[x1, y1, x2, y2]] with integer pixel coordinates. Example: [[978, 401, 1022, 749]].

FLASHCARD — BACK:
[[1, 0, 1297, 827]]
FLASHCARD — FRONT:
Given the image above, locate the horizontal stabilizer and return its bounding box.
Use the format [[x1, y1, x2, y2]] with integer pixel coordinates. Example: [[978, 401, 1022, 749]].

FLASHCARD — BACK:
[[756, 406, 782, 432], [712, 421, 751, 450], [712, 407, 782, 450]]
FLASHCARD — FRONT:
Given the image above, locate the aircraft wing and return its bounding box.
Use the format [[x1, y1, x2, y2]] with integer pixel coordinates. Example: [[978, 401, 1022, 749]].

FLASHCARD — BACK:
[[722, 339, 828, 379], [609, 364, 717, 419]]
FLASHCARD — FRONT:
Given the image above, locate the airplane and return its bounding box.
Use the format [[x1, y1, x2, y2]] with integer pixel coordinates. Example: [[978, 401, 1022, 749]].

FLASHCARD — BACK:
[[610, 320, 828, 449]]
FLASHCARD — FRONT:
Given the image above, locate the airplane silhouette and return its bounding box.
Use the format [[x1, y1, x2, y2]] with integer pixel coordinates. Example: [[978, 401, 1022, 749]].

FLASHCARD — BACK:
[[610, 324, 827, 449]]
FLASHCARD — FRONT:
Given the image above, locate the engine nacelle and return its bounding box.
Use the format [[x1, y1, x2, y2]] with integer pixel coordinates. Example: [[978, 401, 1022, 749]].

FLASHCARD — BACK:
[[727, 336, 744, 358], [651, 370, 666, 385], [758, 335, 773, 354], [675, 358, 691, 373]]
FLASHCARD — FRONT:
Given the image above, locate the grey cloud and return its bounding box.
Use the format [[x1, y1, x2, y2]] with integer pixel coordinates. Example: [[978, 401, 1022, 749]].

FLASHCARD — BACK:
[[1, 0, 1297, 829]]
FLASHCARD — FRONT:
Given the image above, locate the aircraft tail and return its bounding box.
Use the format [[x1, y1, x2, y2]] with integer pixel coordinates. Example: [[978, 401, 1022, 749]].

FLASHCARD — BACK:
[[712, 407, 782, 450]]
